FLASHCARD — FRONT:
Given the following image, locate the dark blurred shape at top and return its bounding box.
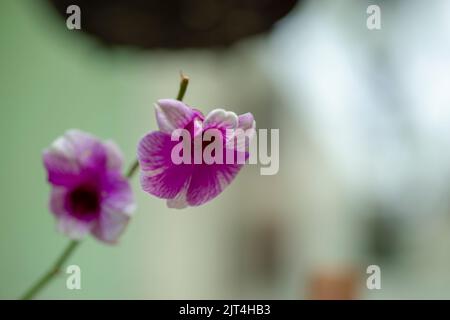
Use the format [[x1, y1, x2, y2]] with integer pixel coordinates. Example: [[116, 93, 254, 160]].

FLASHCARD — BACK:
[[46, 0, 299, 49]]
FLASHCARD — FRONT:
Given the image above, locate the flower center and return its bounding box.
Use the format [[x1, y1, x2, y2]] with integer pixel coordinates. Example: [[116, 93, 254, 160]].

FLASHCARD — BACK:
[[183, 119, 224, 161], [68, 185, 100, 219]]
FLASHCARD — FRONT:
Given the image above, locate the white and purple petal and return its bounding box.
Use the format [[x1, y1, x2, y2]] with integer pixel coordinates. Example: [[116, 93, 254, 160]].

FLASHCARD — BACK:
[[203, 109, 238, 130], [185, 163, 242, 207], [166, 178, 191, 209], [56, 213, 96, 240], [238, 113, 255, 131], [138, 131, 193, 199], [49, 186, 68, 216], [91, 175, 134, 243], [43, 130, 108, 186], [155, 99, 200, 133], [227, 112, 256, 153]]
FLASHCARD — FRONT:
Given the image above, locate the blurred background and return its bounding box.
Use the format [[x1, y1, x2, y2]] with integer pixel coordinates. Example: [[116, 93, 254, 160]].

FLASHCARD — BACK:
[[1, 0, 450, 299]]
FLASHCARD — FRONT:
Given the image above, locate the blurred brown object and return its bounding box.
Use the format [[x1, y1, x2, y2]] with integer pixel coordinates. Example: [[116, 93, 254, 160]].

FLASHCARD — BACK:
[[46, 0, 300, 49], [308, 268, 359, 300]]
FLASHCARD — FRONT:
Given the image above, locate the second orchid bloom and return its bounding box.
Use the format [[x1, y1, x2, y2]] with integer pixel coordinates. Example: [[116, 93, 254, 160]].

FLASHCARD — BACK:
[[43, 130, 135, 243]]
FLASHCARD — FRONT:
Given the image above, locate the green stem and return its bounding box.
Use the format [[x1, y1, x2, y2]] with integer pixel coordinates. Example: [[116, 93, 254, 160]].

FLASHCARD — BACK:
[[21, 73, 190, 300], [21, 240, 79, 300], [126, 160, 139, 179], [176, 72, 189, 101]]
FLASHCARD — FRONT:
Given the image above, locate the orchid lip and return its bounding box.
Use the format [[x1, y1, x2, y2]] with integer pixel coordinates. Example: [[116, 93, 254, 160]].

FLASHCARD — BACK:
[[66, 183, 101, 221]]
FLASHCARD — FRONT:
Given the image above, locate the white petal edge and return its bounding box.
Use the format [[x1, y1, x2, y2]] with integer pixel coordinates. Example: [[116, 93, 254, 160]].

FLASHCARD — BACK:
[[203, 109, 238, 129]]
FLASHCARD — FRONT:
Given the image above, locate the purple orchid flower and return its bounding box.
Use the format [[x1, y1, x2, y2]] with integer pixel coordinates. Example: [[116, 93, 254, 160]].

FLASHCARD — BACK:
[[137, 99, 255, 209], [43, 130, 135, 244]]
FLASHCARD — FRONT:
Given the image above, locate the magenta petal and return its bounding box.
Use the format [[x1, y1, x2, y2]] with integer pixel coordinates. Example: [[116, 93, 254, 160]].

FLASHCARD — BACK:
[[155, 99, 197, 133], [43, 149, 80, 187], [43, 130, 108, 186], [138, 131, 193, 199], [238, 113, 255, 130], [186, 163, 242, 206], [91, 177, 134, 243]]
